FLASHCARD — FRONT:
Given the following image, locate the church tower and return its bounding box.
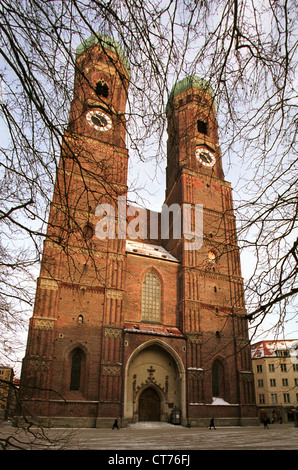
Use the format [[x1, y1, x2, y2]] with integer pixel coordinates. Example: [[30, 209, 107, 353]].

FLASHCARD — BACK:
[[18, 35, 131, 426], [164, 76, 256, 422]]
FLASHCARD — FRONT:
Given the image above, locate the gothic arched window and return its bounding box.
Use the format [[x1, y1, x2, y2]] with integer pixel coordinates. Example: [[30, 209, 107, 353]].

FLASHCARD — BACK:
[[95, 79, 109, 98], [212, 359, 225, 398], [197, 119, 207, 135], [70, 348, 84, 391], [141, 271, 161, 322]]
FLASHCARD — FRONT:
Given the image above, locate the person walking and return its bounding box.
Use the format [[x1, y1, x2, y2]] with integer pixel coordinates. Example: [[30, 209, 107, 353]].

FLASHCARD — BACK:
[[209, 417, 216, 429], [112, 417, 120, 430], [263, 417, 269, 429]]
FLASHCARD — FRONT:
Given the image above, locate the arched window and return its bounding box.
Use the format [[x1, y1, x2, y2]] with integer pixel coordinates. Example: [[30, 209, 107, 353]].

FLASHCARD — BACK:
[[141, 271, 161, 322], [70, 348, 84, 391], [82, 223, 94, 240], [197, 119, 207, 135], [212, 360, 225, 398], [95, 79, 109, 98]]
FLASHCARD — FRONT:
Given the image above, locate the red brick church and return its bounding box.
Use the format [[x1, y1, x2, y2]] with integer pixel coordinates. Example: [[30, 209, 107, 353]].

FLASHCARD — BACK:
[[17, 34, 258, 427]]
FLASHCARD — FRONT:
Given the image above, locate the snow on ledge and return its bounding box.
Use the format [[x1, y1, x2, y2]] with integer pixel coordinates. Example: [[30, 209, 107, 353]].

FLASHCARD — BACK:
[[190, 398, 237, 406], [211, 397, 230, 406]]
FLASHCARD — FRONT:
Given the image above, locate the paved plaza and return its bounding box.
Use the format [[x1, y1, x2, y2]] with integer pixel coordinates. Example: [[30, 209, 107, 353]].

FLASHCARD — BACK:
[[0, 420, 297, 452]]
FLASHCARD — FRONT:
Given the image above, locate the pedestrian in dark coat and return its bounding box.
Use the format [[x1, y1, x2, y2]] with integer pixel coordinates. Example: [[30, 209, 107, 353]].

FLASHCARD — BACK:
[[263, 417, 269, 429], [209, 417, 216, 429], [112, 417, 120, 430]]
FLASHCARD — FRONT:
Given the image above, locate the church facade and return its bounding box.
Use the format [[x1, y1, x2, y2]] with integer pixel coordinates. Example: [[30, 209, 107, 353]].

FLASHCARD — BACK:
[[17, 34, 258, 427]]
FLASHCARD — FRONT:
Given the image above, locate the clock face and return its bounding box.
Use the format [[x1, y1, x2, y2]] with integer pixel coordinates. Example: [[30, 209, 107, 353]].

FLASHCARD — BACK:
[[86, 110, 112, 131], [196, 148, 216, 167]]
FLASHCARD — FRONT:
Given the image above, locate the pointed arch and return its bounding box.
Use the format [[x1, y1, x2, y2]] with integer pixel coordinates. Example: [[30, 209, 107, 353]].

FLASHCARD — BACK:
[[212, 359, 225, 398], [69, 347, 85, 391], [124, 339, 186, 423]]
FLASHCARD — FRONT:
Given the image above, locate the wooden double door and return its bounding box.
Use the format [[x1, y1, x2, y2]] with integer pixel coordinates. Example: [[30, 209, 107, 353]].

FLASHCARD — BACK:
[[138, 388, 161, 421]]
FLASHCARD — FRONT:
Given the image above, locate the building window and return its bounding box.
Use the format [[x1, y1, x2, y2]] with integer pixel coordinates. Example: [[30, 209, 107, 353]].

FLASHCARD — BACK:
[[270, 379, 276, 387], [259, 394, 265, 404], [275, 349, 290, 357], [269, 363, 275, 372], [70, 348, 84, 391], [295, 378, 298, 386], [281, 363, 287, 372], [141, 271, 161, 322], [257, 364, 263, 373], [282, 378, 288, 387], [293, 364, 298, 372], [258, 379, 264, 387], [283, 393, 290, 403], [271, 394, 278, 404]]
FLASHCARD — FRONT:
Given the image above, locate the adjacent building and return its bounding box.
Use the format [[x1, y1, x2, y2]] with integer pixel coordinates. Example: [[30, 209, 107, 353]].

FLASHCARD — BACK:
[[251, 339, 298, 423], [0, 366, 14, 420]]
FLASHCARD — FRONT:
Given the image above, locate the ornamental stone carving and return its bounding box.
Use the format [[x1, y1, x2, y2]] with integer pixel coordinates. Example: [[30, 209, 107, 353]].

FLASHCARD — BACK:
[[39, 278, 59, 290], [132, 366, 169, 400], [236, 337, 250, 349], [188, 367, 204, 381], [104, 327, 122, 338], [239, 371, 254, 382], [187, 332, 203, 344], [33, 318, 55, 331], [30, 358, 51, 371], [106, 289, 123, 300], [102, 365, 121, 376]]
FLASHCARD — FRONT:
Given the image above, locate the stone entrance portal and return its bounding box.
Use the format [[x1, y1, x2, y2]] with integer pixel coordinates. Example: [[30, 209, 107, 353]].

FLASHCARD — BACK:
[[124, 340, 186, 423], [139, 387, 161, 421]]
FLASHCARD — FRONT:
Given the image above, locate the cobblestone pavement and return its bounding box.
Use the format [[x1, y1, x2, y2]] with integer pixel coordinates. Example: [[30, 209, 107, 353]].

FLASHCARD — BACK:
[[0, 421, 297, 451]]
